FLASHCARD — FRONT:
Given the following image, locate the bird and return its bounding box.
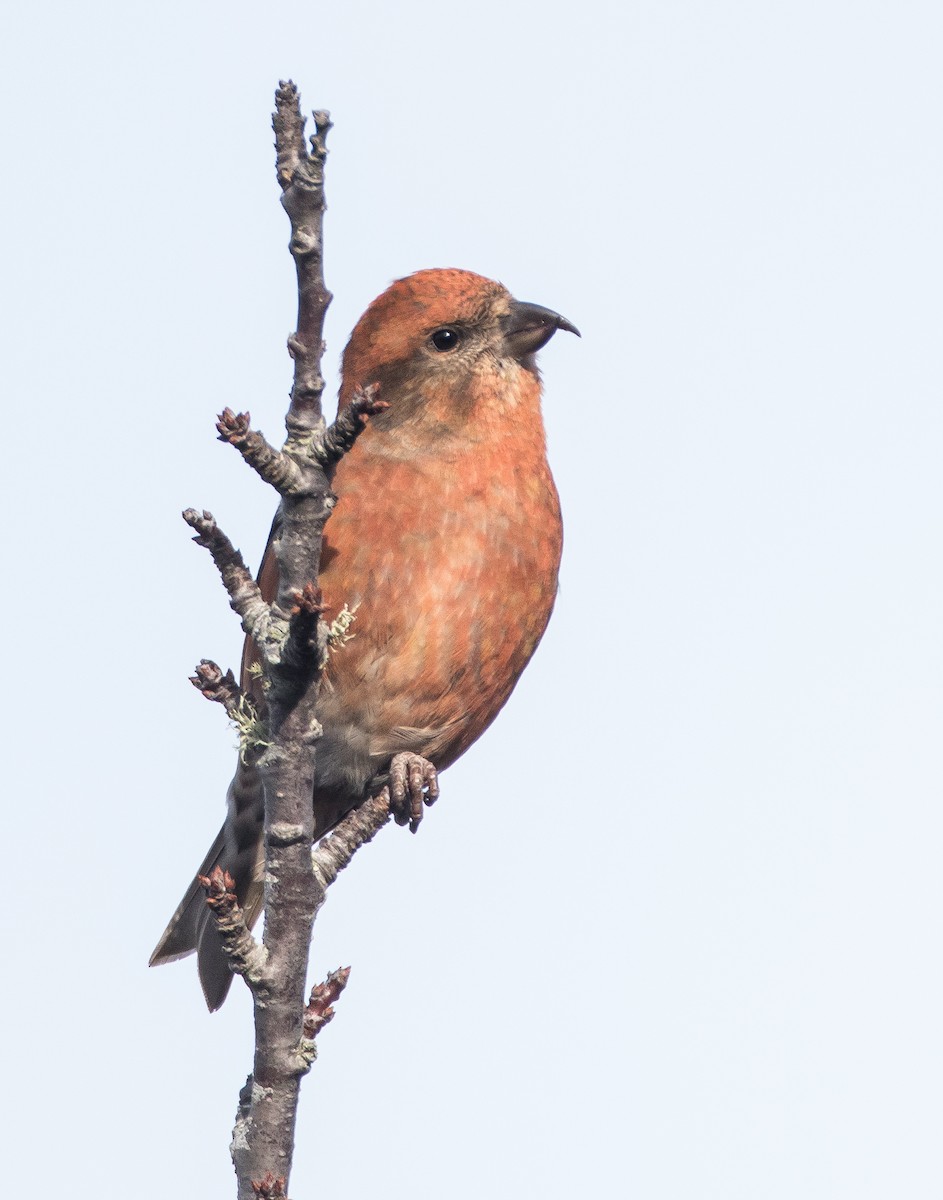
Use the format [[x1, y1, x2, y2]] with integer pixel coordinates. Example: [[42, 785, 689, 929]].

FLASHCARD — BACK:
[[150, 267, 578, 1009]]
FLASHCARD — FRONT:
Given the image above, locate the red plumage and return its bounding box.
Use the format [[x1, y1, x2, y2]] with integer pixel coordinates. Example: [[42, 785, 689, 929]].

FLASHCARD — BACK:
[[151, 268, 576, 1008]]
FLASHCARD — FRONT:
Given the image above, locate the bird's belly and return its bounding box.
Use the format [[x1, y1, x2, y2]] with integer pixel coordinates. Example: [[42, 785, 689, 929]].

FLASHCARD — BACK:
[[312, 456, 561, 803]]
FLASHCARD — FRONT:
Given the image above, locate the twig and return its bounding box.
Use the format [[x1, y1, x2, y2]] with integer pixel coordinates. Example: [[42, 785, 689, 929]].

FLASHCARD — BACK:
[[182, 509, 271, 638], [314, 384, 389, 466], [217, 408, 303, 494], [275, 81, 332, 437], [281, 582, 328, 684], [311, 791, 392, 888], [190, 659, 242, 716], [198, 867, 268, 986]]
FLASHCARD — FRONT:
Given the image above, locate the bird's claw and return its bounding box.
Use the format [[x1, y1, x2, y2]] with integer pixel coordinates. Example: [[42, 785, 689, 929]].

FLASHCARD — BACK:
[[388, 752, 439, 833]]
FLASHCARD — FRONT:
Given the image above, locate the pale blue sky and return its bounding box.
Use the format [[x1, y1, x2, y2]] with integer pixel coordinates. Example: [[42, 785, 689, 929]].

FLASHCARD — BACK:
[[2, 1, 942, 1196]]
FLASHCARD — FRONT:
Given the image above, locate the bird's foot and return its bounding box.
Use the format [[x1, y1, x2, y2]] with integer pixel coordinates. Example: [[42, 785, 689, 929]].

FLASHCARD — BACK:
[[387, 752, 440, 833]]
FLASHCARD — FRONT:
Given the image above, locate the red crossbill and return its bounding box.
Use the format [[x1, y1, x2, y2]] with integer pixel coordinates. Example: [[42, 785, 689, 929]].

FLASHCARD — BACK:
[[151, 268, 577, 1009]]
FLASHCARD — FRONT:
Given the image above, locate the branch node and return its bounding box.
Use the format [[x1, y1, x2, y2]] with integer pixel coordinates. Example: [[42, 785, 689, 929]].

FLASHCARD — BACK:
[[268, 822, 307, 848], [290, 229, 320, 256]]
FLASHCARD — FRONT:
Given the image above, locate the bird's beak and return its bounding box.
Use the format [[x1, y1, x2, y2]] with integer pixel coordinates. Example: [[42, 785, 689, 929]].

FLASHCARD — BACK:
[[503, 301, 581, 359]]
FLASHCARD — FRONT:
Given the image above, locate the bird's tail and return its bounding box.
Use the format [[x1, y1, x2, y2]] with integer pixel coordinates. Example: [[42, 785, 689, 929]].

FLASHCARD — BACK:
[[149, 761, 267, 1010], [149, 823, 228, 967]]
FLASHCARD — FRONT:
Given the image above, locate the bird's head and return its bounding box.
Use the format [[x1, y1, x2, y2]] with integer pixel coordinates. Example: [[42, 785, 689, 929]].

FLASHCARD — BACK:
[[338, 268, 578, 439]]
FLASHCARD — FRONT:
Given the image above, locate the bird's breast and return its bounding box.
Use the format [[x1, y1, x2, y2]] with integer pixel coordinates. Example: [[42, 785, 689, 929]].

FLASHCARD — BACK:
[[316, 406, 562, 778]]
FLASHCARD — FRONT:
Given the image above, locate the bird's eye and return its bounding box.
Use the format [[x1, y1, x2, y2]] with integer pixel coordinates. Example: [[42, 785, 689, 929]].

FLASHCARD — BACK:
[[430, 327, 461, 352]]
